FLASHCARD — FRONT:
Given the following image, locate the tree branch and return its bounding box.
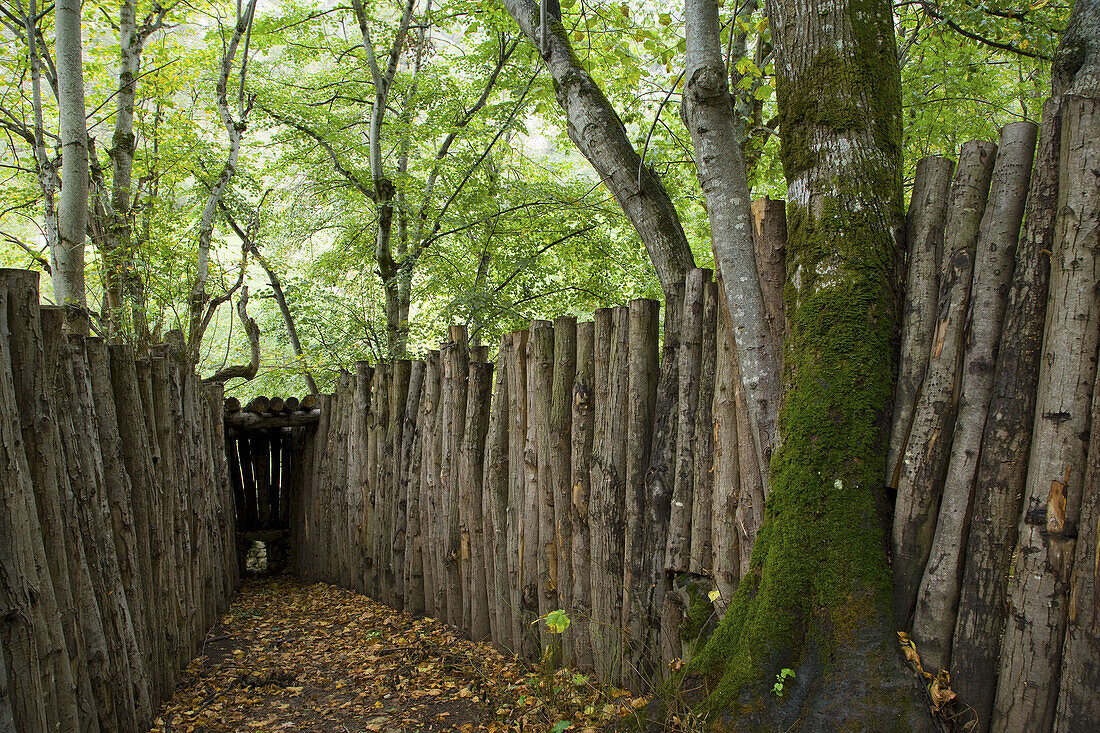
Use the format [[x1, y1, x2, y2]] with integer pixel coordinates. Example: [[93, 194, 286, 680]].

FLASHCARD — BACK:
[[203, 283, 260, 384]]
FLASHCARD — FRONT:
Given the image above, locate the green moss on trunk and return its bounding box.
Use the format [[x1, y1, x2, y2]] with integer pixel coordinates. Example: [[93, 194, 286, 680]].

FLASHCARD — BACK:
[[683, 0, 929, 728]]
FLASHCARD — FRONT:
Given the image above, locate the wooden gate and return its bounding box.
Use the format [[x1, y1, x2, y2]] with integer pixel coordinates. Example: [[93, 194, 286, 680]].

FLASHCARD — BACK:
[[224, 395, 320, 571]]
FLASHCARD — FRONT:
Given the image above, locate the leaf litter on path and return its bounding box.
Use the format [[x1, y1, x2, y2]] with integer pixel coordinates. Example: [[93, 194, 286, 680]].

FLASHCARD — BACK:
[[151, 579, 647, 732]]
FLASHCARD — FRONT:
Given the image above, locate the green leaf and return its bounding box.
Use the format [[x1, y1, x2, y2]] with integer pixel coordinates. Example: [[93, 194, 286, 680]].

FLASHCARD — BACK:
[[544, 609, 571, 633]]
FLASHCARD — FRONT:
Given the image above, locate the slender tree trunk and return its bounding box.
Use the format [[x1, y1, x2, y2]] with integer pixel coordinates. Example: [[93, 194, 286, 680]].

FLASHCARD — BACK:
[[499, 0, 695, 298], [54, 0, 89, 331], [950, 101, 1063, 729], [681, 0, 781, 479]]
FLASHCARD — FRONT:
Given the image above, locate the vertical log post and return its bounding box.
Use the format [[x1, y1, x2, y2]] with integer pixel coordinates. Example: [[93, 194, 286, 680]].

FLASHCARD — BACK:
[[485, 338, 511, 649], [622, 299, 659, 684], [530, 320, 556, 653], [952, 100, 1062, 728], [891, 141, 997, 626]]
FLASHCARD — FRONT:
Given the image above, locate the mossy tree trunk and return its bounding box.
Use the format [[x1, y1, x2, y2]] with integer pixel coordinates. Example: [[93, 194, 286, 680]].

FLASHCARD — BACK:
[[684, 0, 930, 727]]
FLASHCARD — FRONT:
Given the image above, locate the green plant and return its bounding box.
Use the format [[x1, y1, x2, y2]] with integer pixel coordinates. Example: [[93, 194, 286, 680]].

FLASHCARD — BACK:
[[773, 668, 795, 697]]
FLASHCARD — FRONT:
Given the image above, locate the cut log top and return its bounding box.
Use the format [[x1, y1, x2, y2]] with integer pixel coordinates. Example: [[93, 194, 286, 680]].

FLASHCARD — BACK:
[[225, 394, 313, 416], [225, 408, 321, 429]]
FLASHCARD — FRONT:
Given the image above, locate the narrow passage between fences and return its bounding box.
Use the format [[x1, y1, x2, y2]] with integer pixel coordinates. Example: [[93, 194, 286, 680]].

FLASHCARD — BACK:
[[150, 579, 651, 733]]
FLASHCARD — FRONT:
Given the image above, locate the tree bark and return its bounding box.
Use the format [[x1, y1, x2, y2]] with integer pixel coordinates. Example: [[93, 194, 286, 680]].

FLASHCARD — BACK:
[[53, 0, 89, 331], [461, 361, 493, 641], [1056, 373, 1100, 731], [891, 141, 996, 626], [441, 327, 468, 627], [711, 279, 741, 605], [485, 338, 511, 647], [570, 322, 595, 669], [687, 0, 932, 724], [910, 121, 1036, 673], [590, 307, 629, 683], [498, 0, 695, 299], [682, 0, 782, 481], [993, 94, 1100, 733], [1, 270, 86, 728], [622, 300, 659, 685], [667, 270, 707, 574], [885, 156, 955, 487], [530, 321, 556, 652], [643, 283, 682, 673], [248, 243, 318, 394], [419, 352, 442, 616], [401, 360, 426, 615], [551, 316, 576, 661], [751, 198, 788, 361], [0, 282, 52, 732]]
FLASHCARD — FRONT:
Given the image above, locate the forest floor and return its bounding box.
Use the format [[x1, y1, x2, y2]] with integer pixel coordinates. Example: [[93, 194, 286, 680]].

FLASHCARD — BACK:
[[150, 578, 650, 732]]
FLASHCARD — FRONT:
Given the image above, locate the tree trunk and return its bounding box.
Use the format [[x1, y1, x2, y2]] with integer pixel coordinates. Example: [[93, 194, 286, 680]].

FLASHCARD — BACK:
[[622, 300, 658, 685], [551, 317, 576, 661], [516, 328, 541, 650], [419, 352, 442, 616], [1056, 374, 1100, 732], [643, 283, 682, 673], [711, 278, 741, 605], [401, 360, 426, 615], [686, 0, 932, 725], [498, 0, 695, 299], [250, 246, 318, 394], [442, 327, 468, 627], [885, 156, 955, 487], [2, 270, 87, 729], [667, 270, 707, 574], [485, 339, 511, 647], [530, 321, 556, 653], [54, 0, 90, 331], [690, 279, 718, 576], [681, 0, 782, 481], [0, 282, 52, 732], [570, 322, 595, 669], [588, 307, 623, 680]]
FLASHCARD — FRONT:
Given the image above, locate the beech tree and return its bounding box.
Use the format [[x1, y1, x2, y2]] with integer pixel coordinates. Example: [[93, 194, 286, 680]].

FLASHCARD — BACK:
[[52, 0, 88, 332], [684, 0, 932, 724]]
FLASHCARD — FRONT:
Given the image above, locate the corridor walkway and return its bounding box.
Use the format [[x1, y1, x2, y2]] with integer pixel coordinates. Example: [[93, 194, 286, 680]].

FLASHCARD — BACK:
[[150, 579, 649, 732]]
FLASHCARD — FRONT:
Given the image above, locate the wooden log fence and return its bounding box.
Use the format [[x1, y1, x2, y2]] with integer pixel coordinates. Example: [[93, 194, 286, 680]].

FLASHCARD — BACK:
[[0, 269, 240, 733], [287, 114, 1098, 733], [292, 275, 774, 686]]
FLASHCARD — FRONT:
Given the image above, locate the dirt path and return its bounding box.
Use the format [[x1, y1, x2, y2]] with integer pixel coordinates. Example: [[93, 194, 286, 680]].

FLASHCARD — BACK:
[[150, 579, 647, 732]]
